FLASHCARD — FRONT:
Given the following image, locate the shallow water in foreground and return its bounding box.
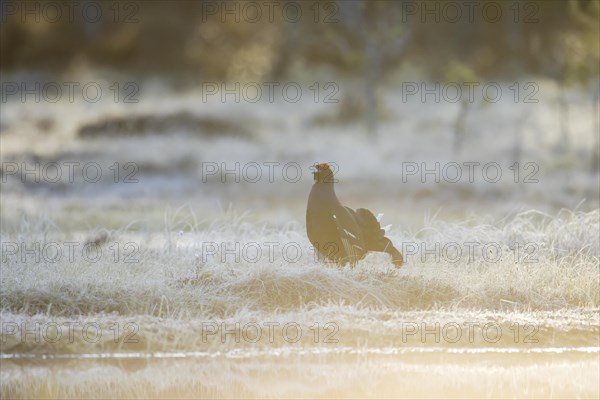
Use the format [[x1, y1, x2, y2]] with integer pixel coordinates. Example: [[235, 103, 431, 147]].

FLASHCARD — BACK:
[[2, 346, 598, 399]]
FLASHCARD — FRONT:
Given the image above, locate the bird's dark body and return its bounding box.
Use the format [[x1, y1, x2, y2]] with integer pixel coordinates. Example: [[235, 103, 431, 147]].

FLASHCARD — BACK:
[[306, 163, 404, 267], [306, 187, 364, 263]]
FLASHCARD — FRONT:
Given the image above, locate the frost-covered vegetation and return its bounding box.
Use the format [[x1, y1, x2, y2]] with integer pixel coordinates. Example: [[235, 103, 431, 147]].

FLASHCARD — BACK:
[[1, 1, 599, 398]]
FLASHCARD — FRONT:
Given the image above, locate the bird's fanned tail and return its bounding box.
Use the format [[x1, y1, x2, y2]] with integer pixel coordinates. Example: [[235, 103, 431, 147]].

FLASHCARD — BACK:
[[354, 208, 404, 267]]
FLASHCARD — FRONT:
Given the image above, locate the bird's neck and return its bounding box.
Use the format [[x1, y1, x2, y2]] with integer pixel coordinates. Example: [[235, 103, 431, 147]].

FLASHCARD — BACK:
[[310, 181, 340, 204]]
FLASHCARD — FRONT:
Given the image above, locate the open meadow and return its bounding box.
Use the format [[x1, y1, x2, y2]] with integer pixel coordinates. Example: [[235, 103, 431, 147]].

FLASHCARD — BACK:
[[1, 1, 599, 398], [2, 80, 599, 398]]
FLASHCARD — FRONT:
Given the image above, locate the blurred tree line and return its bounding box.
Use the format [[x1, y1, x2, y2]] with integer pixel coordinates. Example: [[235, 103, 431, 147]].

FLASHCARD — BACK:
[[1, 0, 598, 145], [2, 0, 597, 82]]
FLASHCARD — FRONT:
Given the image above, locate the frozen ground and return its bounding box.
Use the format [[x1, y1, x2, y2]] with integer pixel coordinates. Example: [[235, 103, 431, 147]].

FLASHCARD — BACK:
[[1, 76, 599, 398]]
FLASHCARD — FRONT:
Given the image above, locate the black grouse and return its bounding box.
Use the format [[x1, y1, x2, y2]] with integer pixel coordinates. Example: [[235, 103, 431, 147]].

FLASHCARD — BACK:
[[306, 162, 404, 267]]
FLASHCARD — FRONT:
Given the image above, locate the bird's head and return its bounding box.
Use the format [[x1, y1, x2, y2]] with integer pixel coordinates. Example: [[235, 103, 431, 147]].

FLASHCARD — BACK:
[[312, 162, 335, 184]]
